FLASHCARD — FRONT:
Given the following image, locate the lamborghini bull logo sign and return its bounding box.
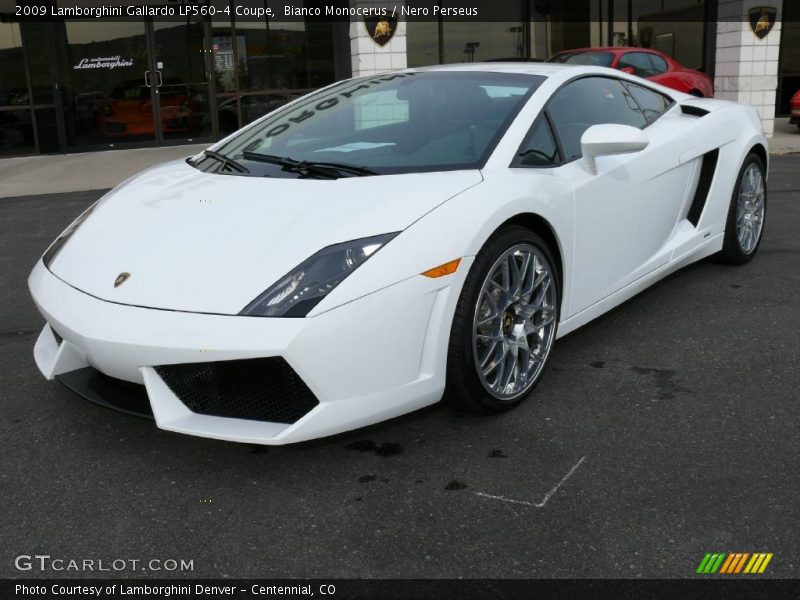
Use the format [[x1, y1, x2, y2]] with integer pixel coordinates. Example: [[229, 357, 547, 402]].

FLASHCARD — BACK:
[[749, 6, 776, 39], [364, 16, 398, 47]]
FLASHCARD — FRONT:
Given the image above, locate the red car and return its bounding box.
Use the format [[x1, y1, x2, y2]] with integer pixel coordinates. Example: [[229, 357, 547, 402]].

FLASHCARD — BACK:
[[98, 79, 200, 138], [548, 47, 713, 98], [790, 90, 800, 129]]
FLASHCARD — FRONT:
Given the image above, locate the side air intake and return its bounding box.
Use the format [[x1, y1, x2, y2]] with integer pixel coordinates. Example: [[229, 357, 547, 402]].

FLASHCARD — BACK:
[[681, 104, 710, 118], [687, 149, 719, 227]]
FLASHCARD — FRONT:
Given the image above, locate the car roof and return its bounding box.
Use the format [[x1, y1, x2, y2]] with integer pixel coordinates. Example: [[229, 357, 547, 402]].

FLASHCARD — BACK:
[[414, 62, 587, 73], [411, 62, 623, 79], [407, 61, 687, 101]]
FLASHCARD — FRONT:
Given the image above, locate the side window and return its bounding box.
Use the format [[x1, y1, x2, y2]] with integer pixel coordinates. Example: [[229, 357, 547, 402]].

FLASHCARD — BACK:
[[548, 77, 647, 161], [515, 116, 560, 167], [622, 81, 674, 125], [647, 53, 668, 76], [618, 52, 657, 77]]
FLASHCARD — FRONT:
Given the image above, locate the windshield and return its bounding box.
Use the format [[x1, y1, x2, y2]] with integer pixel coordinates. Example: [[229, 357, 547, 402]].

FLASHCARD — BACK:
[[548, 51, 615, 67], [213, 71, 545, 176]]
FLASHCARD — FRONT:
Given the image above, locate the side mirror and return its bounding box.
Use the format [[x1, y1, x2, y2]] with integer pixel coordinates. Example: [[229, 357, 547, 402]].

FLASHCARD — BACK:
[[619, 66, 636, 75], [581, 124, 649, 175]]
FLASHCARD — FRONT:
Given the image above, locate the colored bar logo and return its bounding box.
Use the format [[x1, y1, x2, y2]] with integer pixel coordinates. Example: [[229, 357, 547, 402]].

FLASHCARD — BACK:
[[696, 552, 773, 574]]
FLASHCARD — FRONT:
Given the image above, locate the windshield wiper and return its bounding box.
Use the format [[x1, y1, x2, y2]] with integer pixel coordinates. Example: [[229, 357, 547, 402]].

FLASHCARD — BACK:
[[242, 151, 376, 178], [202, 150, 250, 174], [305, 160, 377, 177]]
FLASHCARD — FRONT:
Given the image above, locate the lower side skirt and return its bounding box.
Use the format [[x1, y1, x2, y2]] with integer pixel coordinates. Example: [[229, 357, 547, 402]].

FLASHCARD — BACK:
[[56, 367, 154, 420]]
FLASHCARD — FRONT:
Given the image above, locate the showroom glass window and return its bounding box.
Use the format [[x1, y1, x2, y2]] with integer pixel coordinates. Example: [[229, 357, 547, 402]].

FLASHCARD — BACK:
[[151, 19, 213, 141], [408, 2, 526, 65], [408, 21, 532, 66], [547, 76, 647, 161], [778, 0, 800, 114], [407, 21, 440, 67], [610, 0, 707, 71], [236, 20, 334, 124], [0, 20, 26, 106], [441, 21, 526, 63], [211, 4, 337, 134], [56, 20, 154, 147], [211, 11, 238, 133], [0, 19, 35, 155], [19, 21, 59, 153]]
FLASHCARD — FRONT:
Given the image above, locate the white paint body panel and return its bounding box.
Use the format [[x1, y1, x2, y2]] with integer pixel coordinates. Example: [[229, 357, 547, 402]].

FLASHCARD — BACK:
[[47, 163, 482, 315], [29, 64, 768, 444]]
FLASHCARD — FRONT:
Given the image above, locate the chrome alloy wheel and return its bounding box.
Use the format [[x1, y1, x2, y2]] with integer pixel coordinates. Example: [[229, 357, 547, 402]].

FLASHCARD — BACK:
[[736, 163, 766, 254], [472, 244, 557, 401]]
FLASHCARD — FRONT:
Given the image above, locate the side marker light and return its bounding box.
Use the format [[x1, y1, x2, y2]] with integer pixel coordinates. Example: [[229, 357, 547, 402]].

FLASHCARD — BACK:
[[421, 258, 461, 278]]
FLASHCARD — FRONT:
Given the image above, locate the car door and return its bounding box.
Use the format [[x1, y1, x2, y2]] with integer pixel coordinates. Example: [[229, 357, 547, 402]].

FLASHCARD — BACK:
[[544, 76, 693, 317]]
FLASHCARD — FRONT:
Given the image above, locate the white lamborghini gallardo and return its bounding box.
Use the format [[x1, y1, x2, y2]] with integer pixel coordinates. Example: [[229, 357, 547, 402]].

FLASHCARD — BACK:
[[30, 64, 768, 444]]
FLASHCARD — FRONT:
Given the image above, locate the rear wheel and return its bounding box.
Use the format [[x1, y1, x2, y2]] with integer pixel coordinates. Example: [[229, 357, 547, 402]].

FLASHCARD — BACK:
[[445, 226, 559, 413], [719, 153, 767, 265]]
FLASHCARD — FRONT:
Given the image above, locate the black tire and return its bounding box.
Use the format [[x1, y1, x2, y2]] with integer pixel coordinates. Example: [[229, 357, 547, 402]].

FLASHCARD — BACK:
[[718, 152, 767, 265], [445, 225, 559, 414]]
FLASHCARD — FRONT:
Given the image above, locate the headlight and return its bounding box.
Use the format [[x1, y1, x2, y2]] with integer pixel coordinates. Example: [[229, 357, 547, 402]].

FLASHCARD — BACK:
[[42, 203, 96, 268], [240, 232, 398, 318]]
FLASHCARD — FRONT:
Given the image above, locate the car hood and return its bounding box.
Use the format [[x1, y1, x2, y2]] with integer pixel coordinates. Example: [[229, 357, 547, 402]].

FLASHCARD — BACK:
[[48, 159, 482, 315]]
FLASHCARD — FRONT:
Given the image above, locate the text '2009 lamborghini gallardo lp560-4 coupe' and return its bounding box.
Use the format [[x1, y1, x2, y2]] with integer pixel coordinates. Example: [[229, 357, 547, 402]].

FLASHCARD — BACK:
[[30, 64, 768, 445]]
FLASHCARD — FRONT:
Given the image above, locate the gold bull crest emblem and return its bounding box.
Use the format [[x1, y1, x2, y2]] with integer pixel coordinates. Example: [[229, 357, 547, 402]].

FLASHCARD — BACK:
[[749, 6, 776, 39], [364, 16, 398, 47]]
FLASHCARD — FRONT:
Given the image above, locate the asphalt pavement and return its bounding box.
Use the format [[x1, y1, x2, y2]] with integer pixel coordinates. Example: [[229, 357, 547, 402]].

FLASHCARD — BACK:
[[1, 157, 798, 579]]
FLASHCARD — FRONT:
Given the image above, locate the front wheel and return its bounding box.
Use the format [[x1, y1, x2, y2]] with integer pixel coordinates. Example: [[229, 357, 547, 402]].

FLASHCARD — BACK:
[[718, 153, 767, 265], [445, 226, 559, 413]]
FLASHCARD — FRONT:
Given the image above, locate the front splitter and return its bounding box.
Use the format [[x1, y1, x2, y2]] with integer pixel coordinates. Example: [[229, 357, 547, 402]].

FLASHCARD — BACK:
[[56, 367, 154, 420]]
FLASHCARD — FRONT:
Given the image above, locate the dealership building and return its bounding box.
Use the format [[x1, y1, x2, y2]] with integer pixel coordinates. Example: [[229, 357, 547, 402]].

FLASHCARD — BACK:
[[0, 0, 796, 157]]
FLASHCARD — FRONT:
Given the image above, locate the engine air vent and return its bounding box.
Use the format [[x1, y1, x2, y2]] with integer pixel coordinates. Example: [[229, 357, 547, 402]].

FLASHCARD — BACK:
[[687, 149, 719, 226], [681, 104, 710, 118]]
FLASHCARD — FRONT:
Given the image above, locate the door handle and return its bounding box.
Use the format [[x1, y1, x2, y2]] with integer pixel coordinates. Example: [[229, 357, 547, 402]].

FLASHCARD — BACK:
[[144, 70, 152, 87], [155, 71, 163, 87]]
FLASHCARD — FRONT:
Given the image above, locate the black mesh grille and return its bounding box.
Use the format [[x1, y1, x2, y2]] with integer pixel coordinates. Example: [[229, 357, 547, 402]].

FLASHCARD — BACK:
[[154, 358, 318, 424]]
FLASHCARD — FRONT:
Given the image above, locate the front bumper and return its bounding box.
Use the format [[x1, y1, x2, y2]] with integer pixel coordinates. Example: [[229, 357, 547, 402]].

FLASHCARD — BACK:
[[29, 259, 470, 444]]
